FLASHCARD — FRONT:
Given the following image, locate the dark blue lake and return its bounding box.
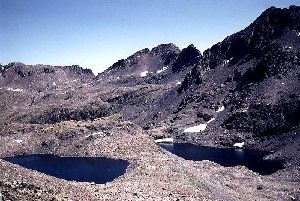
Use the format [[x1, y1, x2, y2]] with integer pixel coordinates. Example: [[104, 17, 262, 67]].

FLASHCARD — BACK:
[[158, 143, 284, 175], [4, 154, 129, 183]]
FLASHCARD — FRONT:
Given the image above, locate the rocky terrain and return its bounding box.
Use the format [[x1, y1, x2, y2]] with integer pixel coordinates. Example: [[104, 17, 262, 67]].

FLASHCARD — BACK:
[[0, 5, 299, 201]]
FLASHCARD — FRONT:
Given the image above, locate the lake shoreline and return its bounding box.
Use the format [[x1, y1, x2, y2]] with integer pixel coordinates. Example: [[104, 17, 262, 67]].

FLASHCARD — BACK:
[[0, 116, 299, 200]]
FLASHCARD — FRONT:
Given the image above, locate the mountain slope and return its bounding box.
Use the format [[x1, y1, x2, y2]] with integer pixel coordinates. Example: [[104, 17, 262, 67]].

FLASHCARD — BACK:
[[175, 5, 300, 136], [1, 5, 299, 168], [140, 6, 300, 168]]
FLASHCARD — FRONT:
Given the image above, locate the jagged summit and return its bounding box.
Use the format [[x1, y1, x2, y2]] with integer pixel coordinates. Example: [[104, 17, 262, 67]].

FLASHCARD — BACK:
[[98, 43, 203, 86], [201, 5, 300, 69], [176, 5, 300, 93], [172, 44, 201, 73], [130, 48, 150, 58], [98, 43, 182, 83], [151, 43, 180, 55]]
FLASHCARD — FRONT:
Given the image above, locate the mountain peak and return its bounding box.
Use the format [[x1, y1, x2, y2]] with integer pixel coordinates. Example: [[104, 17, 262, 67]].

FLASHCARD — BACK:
[[186, 44, 196, 49], [250, 5, 300, 34], [151, 43, 180, 55], [201, 5, 300, 69], [172, 44, 201, 72], [130, 48, 150, 58]]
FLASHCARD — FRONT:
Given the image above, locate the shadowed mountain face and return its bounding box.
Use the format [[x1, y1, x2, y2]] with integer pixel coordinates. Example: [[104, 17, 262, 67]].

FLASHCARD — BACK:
[[182, 5, 300, 90], [172, 44, 202, 73], [1, 6, 299, 167], [173, 6, 300, 138]]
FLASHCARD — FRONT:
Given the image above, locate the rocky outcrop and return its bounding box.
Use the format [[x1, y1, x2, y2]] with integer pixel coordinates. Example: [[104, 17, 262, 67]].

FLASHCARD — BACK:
[[172, 44, 201, 73], [200, 6, 300, 70], [222, 98, 300, 136], [29, 102, 112, 124]]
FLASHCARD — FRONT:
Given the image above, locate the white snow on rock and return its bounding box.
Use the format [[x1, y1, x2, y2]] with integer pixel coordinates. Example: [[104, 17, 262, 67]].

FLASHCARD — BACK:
[[53, 82, 56, 86], [216, 106, 225, 113], [183, 118, 215, 133], [176, 82, 182, 85], [140, 71, 149, 77], [7, 88, 23, 92], [155, 138, 173, 143], [14, 140, 23, 143], [224, 59, 230, 64], [233, 142, 245, 148], [298, 32, 300, 36], [241, 108, 248, 112], [184, 124, 207, 132], [157, 66, 168, 74], [85, 132, 104, 138]]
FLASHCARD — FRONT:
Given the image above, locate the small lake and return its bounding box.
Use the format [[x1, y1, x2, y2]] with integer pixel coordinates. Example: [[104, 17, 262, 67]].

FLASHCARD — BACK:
[[158, 143, 284, 175], [4, 154, 129, 183]]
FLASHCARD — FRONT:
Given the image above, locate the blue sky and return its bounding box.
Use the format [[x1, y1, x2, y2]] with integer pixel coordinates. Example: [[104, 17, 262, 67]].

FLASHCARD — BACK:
[[1, 0, 299, 73]]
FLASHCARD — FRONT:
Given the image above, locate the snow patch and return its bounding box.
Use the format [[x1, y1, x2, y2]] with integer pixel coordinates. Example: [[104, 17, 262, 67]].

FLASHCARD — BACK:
[[140, 71, 148, 77], [298, 32, 300, 37], [241, 108, 248, 112], [14, 140, 23, 143], [184, 124, 207, 132], [207, 118, 215, 124], [85, 132, 104, 138], [53, 82, 56, 86], [155, 138, 173, 143], [176, 82, 182, 85], [157, 66, 168, 74], [224, 59, 230, 64], [281, 82, 285, 85], [233, 142, 244, 148], [7, 88, 23, 92], [183, 118, 215, 133], [216, 106, 225, 113]]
